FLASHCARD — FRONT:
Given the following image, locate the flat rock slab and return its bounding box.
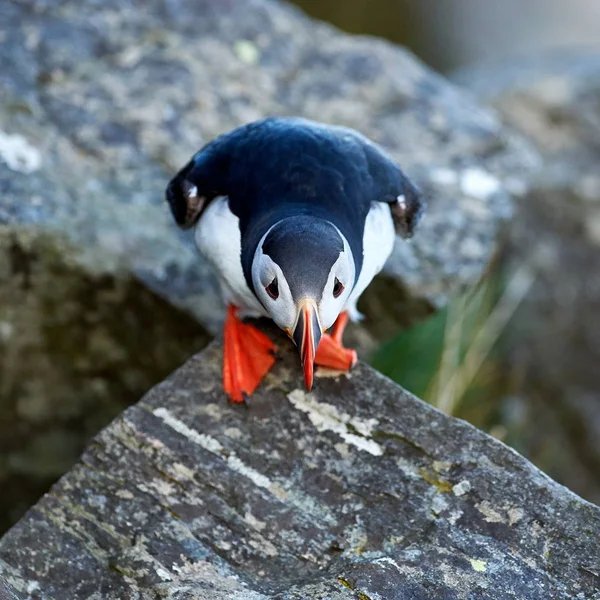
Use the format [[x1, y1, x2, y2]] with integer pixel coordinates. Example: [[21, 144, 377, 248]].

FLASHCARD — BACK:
[[1, 329, 598, 599]]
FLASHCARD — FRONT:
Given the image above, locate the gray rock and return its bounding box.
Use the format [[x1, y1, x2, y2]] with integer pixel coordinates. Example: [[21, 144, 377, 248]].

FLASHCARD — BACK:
[[0, 0, 535, 334], [0, 335, 598, 599], [455, 52, 600, 504], [0, 227, 209, 533]]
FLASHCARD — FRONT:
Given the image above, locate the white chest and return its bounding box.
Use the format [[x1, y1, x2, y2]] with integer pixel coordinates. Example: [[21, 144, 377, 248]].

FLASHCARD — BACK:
[[194, 197, 267, 317], [345, 202, 395, 319]]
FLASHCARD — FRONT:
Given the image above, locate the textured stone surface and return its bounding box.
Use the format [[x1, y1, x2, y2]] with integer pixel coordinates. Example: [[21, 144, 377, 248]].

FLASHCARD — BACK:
[[0, 334, 598, 600], [456, 52, 600, 503]]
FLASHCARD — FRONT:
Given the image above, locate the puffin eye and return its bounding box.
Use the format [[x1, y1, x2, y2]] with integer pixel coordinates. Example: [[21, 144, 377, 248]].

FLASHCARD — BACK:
[[266, 278, 279, 299], [333, 278, 344, 298]]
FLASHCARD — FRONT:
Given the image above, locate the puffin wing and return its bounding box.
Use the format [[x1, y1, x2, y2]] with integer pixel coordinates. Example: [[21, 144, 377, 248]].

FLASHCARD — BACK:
[[165, 128, 241, 229], [166, 118, 424, 239], [357, 136, 424, 239]]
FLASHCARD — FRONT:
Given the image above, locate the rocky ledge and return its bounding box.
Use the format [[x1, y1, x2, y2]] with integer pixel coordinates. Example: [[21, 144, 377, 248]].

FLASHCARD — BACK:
[[0, 331, 598, 600]]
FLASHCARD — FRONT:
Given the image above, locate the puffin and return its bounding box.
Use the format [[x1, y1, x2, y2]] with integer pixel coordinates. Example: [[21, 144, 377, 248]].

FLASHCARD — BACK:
[[166, 117, 423, 402]]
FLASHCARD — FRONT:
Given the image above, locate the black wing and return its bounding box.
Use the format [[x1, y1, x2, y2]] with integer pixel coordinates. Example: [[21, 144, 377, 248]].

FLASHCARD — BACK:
[[166, 118, 424, 239], [359, 136, 424, 239], [165, 128, 240, 229]]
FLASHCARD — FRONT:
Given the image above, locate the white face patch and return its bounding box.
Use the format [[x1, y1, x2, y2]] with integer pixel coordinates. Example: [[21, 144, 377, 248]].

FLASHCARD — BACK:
[[251, 223, 355, 333], [252, 229, 296, 330], [318, 231, 355, 330]]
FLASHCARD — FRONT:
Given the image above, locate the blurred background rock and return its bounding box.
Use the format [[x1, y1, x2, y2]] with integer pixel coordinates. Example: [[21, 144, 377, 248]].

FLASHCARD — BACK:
[[1, 0, 599, 534], [296, 0, 600, 72]]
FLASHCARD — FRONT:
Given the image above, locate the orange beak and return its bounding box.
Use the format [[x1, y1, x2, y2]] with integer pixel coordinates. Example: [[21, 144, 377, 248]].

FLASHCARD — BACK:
[[292, 300, 322, 391]]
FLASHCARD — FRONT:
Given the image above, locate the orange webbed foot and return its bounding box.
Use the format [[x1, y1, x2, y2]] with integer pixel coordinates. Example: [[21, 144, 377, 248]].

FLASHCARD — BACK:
[[314, 311, 357, 373], [223, 306, 276, 403]]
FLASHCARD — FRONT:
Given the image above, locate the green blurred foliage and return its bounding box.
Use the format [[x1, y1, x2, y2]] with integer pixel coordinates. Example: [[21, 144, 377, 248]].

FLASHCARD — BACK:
[[371, 264, 531, 438], [372, 300, 449, 399]]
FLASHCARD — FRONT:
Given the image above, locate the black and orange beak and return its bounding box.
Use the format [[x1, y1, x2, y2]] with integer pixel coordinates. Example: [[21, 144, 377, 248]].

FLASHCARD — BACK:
[[292, 300, 322, 391]]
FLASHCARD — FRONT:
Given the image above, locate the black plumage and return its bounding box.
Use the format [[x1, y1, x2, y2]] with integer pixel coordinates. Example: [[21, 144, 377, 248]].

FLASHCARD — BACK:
[[166, 117, 422, 295]]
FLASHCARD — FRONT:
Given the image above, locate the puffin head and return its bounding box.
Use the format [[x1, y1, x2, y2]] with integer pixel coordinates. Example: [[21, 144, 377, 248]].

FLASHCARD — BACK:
[[251, 215, 355, 390]]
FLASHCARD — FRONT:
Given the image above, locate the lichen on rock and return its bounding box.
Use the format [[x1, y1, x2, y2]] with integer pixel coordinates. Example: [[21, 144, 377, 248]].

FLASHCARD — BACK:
[[0, 337, 597, 599]]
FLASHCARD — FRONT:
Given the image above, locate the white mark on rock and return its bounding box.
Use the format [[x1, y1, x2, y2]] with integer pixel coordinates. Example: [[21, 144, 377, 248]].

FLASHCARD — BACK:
[[0, 131, 42, 173], [396, 458, 420, 479], [315, 367, 348, 379], [148, 478, 177, 497], [432, 460, 452, 473], [287, 390, 383, 456], [216, 540, 232, 551], [334, 442, 350, 459], [26, 581, 40, 594], [248, 538, 278, 557], [431, 495, 449, 516], [227, 455, 272, 490], [224, 426, 244, 440], [344, 520, 369, 554], [476, 500, 505, 523], [230, 591, 268, 600], [460, 168, 501, 200], [448, 509, 463, 525], [469, 558, 487, 572], [133, 510, 148, 523], [244, 511, 266, 532], [154, 408, 338, 527], [375, 555, 424, 578], [234, 40, 260, 65], [507, 506, 524, 526], [154, 408, 272, 490], [155, 567, 173, 581], [88, 494, 107, 509], [374, 556, 402, 571], [172, 462, 196, 482], [452, 480, 472, 496]]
